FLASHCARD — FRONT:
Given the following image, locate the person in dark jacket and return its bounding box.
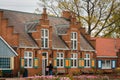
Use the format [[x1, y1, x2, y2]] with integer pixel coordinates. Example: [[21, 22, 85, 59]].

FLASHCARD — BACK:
[[49, 64, 53, 75], [46, 66, 49, 75], [23, 68, 28, 77]]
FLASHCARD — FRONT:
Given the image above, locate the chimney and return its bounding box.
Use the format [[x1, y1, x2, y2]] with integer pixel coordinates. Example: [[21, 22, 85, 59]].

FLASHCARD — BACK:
[[41, 8, 48, 20], [62, 11, 71, 19]]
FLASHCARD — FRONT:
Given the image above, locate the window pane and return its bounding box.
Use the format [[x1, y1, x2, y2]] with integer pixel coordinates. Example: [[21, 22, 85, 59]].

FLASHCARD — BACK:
[[29, 59, 32, 67], [57, 59, 59, 66], [61, 59, 63, 66], [74, 33, 77, 39], [24, 52, 27, 57], [74, 41, 77, 49], [57, 53, 59, 57], [71, 40, 73, 49], [41, 30, 44, 37], [45, 38, 48, 47], [45, 30, 48, 37], [74, 60, 77, 66], [61, 53, 63, 58], [29, 52, 32, 57], [24, 59, 27, 67], [71, 33, 73, 39], [41, 38, 44, 47]]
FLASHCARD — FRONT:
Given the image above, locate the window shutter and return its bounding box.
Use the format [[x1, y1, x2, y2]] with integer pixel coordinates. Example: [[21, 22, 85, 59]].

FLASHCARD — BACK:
[[112, 60, 116, 69], [20, 58, 24, 68], [91, 59, 96, 68], [34, 58, 39, 68], [64, 58, 71, 68], [53, 58, 57, 68], [78, 58, 84, 68], [98, 60, 102, 69]]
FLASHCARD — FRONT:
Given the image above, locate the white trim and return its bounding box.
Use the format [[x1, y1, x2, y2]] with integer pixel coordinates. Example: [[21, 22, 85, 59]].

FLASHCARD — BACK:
[[97, 56, 118, 58], [52, 47, 69, 50], [19, 46, 39, 49], [0, 36, 18, 56], [80, 47, 95, 52]]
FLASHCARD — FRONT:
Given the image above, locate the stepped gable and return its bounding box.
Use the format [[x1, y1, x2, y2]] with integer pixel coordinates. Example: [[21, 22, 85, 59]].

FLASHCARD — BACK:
[[1, 9, 40, 48], [0, 9, 95, 51]]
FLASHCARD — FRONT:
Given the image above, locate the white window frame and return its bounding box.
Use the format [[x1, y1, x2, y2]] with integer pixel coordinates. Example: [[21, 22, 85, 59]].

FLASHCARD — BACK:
[[41, 29, 49, 48], [84, 54, 90, 68], [71, 32, 77, 50], [102, 60, 111, 69], [71, 53, 77, 68], [57, 52, 64, 68], [24, 51, 33, 68]]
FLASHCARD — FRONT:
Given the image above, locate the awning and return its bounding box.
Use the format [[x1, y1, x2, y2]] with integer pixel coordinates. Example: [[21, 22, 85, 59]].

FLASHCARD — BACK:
[[0, 36, 18, 57]]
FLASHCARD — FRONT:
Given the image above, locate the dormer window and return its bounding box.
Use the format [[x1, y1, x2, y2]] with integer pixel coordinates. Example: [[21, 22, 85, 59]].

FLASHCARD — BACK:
[[71, 32, 77, 50], [41, 29, 49, 48]]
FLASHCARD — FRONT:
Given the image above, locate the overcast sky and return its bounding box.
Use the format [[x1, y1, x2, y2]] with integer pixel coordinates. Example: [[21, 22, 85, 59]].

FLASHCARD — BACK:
[[0, 0, 41, 13]]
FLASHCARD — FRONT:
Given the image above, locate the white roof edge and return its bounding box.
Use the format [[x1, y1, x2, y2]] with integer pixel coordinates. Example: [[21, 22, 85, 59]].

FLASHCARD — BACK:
[[19, 46, 39, 49], [80, 47, 95, 52], [0, 36, 18, 56], [97, 56, 118, 58], [52, 47, 69, 50]]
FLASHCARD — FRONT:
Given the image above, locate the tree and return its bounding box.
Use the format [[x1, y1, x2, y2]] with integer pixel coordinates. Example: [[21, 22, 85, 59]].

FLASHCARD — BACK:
[[103, 9, 120, 38], [38, 0, 120, 37]]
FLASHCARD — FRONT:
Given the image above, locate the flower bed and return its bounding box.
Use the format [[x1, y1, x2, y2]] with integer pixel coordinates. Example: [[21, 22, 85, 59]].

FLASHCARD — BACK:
[[26, 75, 70, 80]]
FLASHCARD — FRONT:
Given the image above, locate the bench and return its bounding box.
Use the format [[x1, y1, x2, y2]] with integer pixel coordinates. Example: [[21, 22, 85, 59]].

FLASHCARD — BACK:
[[2, 70, 13, 77], [57, 70, 66, 75]]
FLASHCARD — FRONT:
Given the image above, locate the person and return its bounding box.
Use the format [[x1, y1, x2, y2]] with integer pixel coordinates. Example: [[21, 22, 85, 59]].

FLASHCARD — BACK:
[[46, 66, 49, 75], [23, 68, 28, 77], [49, 63, 53, 75]]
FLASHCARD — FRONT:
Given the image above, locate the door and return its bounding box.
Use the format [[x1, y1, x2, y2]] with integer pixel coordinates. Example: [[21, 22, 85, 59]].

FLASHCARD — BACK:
[[42, 52, 48, 75]]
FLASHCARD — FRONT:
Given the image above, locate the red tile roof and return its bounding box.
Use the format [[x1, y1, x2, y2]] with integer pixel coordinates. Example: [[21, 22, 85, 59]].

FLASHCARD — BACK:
[[96, 38, 120, 57]]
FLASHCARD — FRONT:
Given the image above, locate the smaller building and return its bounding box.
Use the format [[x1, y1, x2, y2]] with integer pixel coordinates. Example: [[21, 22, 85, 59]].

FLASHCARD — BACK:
[[96, 38, 120, 72]]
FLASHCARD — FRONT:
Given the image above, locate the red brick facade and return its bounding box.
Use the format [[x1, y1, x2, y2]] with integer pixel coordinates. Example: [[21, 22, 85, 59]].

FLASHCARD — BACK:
[[0, 8, 120, 77]]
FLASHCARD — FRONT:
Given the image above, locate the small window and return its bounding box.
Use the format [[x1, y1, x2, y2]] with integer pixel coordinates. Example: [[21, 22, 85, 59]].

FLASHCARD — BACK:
[[41, 29, 49, 48], [71, 32, 77, 50], [71, 53, 77, 68], [24, 51, 33, 68], [84, 54, 90, 68], [57, 52, 64, 68], [0, 58, 10, 69], [102, 60, 111, 69]]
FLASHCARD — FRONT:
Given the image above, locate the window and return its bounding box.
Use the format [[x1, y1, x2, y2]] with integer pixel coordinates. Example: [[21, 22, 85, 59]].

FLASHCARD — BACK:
[[24, 51, 33, 68], [0, 58, 10, 69], [57, 53, 64, 68], [41, 29, 49, 48], [71, 53, 77, 68], [71, 32, 77, 50], [102, 60, 111, 69], [84, 54, 90, 68]]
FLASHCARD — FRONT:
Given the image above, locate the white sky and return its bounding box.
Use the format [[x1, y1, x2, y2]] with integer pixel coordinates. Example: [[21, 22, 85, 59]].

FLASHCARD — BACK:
[[0, 0, 41, 13]]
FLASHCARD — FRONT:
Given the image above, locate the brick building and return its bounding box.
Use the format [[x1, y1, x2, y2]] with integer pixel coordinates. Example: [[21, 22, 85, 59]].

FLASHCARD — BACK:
[[96, 38, 120, 72], [0, 8, 119, 76]]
